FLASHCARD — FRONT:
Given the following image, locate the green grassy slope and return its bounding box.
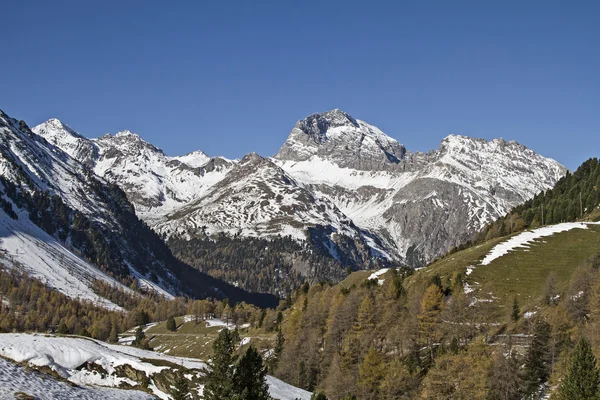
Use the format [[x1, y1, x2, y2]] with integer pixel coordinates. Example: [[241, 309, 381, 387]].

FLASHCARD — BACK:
[[347, 224, 600, 310]]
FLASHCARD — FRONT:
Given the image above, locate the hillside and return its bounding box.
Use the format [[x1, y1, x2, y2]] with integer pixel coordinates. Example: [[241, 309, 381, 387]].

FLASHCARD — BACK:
[[269, 213, 600, 399], [477, 157, 600, 243]]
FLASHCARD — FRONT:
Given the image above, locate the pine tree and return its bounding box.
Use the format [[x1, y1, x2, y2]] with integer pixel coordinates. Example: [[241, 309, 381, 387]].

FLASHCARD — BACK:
[[204, 328, 236, 400], [58, 320, 68, 334], [171, 369, 190, 400], [558, 338, 600, 400], [132, 326, 145, 347], [511, 297, 520, 322], [418, 284, 444, 364], [233, 346, 270, 400], [523, 320, 551, 395], [166, 315, 177, 332], [487, 351, 522, 400]]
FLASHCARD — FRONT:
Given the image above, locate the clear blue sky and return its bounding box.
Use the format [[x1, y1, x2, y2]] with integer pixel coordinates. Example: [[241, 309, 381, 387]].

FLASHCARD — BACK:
[[1, 1, 598, 170]]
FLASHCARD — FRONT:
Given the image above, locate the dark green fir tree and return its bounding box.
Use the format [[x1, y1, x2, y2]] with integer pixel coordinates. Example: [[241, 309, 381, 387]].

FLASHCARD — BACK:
[[559, 337, 600, 400]]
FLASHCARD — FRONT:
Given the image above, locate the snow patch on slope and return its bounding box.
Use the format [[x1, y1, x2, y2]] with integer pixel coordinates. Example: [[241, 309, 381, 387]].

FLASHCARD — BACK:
[[481, 222, 600, 265], [367, 268, 390, 285], [0, 357, 153, 400]]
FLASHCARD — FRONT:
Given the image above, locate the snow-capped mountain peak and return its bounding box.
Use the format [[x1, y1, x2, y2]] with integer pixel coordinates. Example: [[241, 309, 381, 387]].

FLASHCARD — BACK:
[[32, 118, 98, 168], [174, 149, 210, 168], [275, 109, 407, 170]]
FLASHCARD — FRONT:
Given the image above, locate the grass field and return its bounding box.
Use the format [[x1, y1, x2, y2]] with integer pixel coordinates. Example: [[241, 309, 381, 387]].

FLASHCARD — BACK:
[[472, 224, 600, 307], [121, 316, 275, 360], [342, 224, 600, 311]]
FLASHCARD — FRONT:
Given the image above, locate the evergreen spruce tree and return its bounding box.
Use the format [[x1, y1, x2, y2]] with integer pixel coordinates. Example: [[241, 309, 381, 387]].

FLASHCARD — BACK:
[[232, 346, 270, 400], [511, 297, 520, 322], [523, 320, 551, 395], [204, 328, 236, 400], [166, 315, 177, 332], [171, 369, 190, 400], [58, 320, 68, 334], [132, 326, 145, 347], [559, 338, 600, 400]]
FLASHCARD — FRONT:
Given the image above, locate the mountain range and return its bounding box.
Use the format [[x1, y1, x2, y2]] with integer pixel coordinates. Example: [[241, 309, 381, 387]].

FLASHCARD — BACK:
[[0, 109, 277, 306], [28, 109, 566, 292]]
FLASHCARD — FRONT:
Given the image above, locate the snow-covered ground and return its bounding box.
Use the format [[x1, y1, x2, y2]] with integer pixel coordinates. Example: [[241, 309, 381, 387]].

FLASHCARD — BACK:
[[0, 333, 311, 400], [481, 222, 600, 266], [0, 204, 132, 310], [0, 357, 154, 400], [367, 268, 390, 285]]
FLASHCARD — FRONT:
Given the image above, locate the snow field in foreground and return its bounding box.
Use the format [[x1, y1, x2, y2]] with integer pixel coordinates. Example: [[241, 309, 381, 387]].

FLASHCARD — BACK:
[[0, 357, 154, 400], [0, 333, 312, 400]]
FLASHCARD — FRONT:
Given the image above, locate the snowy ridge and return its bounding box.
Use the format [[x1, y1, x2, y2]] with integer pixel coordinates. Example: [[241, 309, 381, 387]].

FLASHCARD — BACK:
[[274, 115, 567, 265], [0, 333, 312, 400], [0, 357, 153, 400], [33, 120, 235, 222]]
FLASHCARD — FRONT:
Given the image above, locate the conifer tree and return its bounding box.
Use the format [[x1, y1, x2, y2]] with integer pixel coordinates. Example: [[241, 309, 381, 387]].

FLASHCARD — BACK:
[[132, 326, 145, 347], [487, 351, 522, 400], [418, 284, 444, 364], [109, 323, 118, 343], [558, 338, 600, 400], [171, 369, 190, 400], [233, 346, 270, 400], [511, 297, 520, 322], [357, 347, 385, 400], [523, 320, 551, 395], [204, 328, 236, 400], [58, 320, 68, 334], [166, 315, 177, 332]]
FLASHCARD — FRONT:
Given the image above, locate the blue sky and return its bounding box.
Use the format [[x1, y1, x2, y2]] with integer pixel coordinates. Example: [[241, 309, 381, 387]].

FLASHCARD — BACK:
[[1, 1, 598, 170]]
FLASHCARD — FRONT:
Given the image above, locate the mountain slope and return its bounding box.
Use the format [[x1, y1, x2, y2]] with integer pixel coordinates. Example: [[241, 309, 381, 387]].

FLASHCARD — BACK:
[[1, 109, 277, 307]]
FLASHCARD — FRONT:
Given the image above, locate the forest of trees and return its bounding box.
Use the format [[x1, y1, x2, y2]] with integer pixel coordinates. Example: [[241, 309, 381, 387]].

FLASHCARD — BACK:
[[167, 229, 386, 296], [168, 234, 305, 295], [273, 252, 600, 399], [0, 260, 276, 344]]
